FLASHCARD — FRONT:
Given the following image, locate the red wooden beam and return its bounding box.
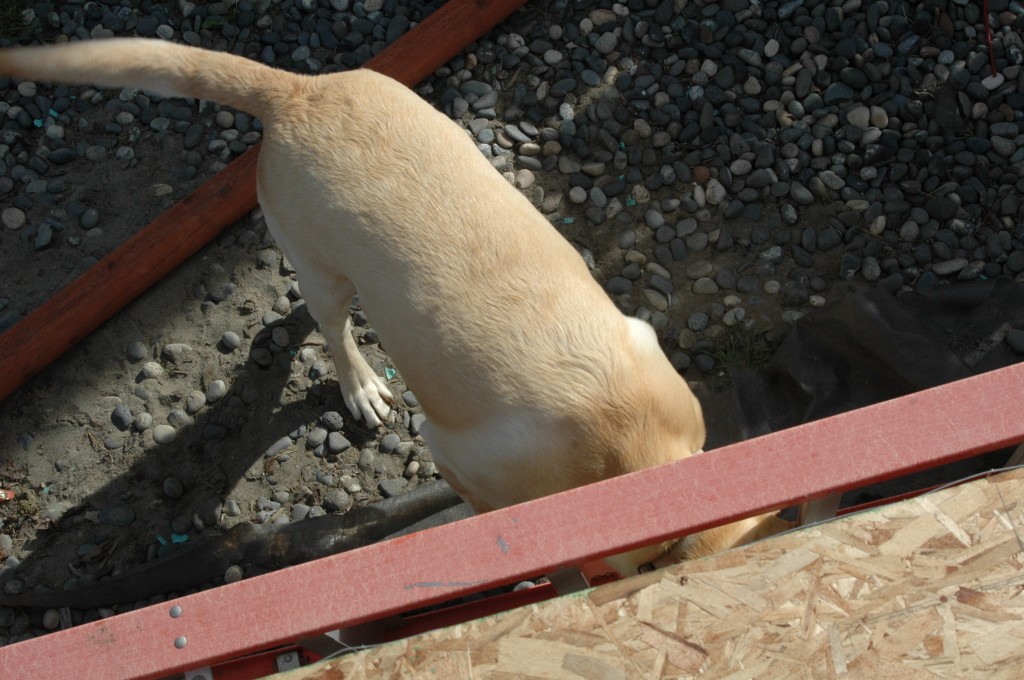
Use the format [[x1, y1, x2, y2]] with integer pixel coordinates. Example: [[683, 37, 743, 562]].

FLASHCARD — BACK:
[[0, 0, 529, 403], [1, 362, 1021, 679]]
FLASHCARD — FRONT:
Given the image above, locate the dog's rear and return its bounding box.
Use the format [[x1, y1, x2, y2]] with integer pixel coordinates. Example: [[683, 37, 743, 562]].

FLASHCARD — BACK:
[[0, 38, 789, 575], [0, 38, 295, 120]]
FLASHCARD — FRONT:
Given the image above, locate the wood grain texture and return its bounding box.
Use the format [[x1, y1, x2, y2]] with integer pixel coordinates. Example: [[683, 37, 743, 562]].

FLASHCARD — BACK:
[[279, 468, 1024, 679]]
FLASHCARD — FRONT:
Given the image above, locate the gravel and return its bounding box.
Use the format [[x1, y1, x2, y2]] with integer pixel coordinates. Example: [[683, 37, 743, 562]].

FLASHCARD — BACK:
[[1, 0, 1024, 646]]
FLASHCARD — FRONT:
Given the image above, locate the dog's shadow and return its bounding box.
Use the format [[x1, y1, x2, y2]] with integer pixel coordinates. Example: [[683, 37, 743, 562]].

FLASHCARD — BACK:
[[2, 300, 390, 614]]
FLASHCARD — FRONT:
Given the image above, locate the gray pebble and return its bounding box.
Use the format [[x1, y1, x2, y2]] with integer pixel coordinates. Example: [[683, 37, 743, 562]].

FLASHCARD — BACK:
[[379, 478, 409, 497], [933, 259, 968, 276], [98, 506, 136, 527], [693, 354, 716, 373], [306, 427, 328, 449], [327, 431, 351, 454], [760, 245, 784, 264], [34, 224, 53, 250], [167, 409, 193, 429], [692, 277, 720, 295], [1007, 329, 1024, 354], [127, 341, 149, 362], [846, 105, 870, 128], [380, 432, 401, 453], [2, 208, 25, 231], [265, 436, 292, 458], [152, 425, 176, 445], [789, 183, 815, 205], [185, 391, 207, 414], [723, 308, 746, 327], [134, 412, 153, 431], [162, 343, 193, 364], [271, 327, 290, 348], [111, 404, 133, 430], [687, 312, 710, 332], [42, 609, 61, 630], [221, 331, 241, 350], [224, 565, 244, 584], [321, 411, 346, 432], [606, 276, 632, 295], [81, 209, 100, 229], [862, 257, 881, 282], [206, 380, 228, 402], [323, 489, 351, 513], [163, 478, 184, 499]]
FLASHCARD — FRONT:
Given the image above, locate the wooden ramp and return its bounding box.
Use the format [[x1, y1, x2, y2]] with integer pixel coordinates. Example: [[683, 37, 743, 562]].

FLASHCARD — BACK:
[[277, 468, 1024, 679]]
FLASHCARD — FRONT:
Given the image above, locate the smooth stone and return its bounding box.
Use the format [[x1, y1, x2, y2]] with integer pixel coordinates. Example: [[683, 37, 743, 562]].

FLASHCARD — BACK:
[[221, 331, 241, 350], [98, 506, 136, 527], [152, 425, 176, 444], [1, 208, 25, 230], [111, 405, 133, 430], [687, 312, 710, 332], [846, 105, 870, 128], [932, 259, 969, 276], [306, 427, 328, 449], [378, 478, 408, 497], [692, 277, 720, 295], [206, 380, 228, 402], [162, 343, 193, 364], [224, 565, 244, 584], [163, 478, 184, 499], [327, 432, 351, 454], [380, 432, 401, 453], [264, 436, 292, 458], [185, 391, 207, 414], [1007, 329, 1024, 354], [322, 489, 352, 512], [127, 341, 149, 362]]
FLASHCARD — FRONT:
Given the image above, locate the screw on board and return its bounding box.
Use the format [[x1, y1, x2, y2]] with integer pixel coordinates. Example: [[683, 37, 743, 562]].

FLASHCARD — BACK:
[[276, 651, 301, 672]]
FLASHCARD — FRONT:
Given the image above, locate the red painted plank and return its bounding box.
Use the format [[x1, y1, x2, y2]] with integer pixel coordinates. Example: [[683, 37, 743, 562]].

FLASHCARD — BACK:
[[0, 147, 259, 403], [364, 0, 529, 87], [2, 363, 1021, 679]]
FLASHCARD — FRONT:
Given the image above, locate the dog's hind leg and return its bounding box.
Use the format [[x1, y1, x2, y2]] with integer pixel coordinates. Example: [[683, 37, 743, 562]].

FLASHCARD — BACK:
[[303, 277, 394, 427]]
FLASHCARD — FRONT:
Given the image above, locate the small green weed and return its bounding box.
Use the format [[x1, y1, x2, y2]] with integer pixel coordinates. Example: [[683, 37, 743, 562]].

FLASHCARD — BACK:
[[706, 324, 774, 373]]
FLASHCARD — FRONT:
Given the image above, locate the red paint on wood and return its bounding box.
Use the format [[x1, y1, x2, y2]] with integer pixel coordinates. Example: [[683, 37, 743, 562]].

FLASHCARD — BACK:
[[2, 363, 1021, 679]]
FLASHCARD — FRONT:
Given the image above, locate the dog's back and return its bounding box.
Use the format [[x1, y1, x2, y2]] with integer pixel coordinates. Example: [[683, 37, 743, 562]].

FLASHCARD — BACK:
[[0, 39, 787, 574]]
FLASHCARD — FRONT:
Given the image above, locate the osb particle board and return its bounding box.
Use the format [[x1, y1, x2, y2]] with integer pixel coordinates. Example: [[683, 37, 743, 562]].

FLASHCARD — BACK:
[[279, 468, 1024, 679]]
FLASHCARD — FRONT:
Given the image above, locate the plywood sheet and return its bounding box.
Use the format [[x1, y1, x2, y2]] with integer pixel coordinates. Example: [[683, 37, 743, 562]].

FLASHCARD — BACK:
[[279, 468, 1024, 679]]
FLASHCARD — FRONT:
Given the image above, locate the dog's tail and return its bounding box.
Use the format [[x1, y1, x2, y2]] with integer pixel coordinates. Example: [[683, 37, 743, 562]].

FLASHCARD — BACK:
[[0, 38, 300, 120]]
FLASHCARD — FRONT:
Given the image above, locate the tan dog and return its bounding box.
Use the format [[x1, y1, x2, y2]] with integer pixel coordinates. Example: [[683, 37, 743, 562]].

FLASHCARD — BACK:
[[0, 39, 788, 574]]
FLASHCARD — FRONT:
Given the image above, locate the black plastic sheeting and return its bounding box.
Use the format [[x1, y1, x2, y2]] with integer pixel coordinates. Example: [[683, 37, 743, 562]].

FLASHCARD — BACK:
[[698, 277, 1024, 507]]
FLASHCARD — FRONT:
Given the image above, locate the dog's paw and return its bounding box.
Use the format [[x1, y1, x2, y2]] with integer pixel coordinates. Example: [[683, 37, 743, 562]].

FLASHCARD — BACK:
[[337, 365, 394, 428]]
